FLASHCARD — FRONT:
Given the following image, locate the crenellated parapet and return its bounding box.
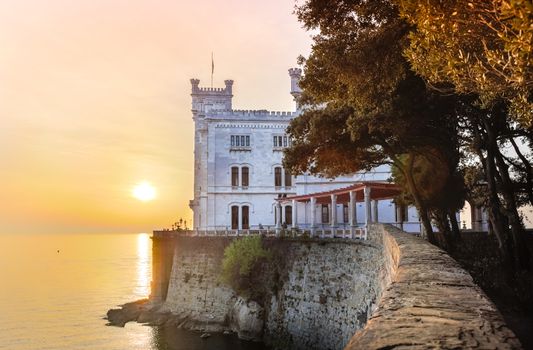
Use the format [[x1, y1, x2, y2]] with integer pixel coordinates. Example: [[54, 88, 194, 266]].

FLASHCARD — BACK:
[[190, 79, 234, 113], [191, 79, 234, 95], [209, 109, 296, 117], [204, 109, 297, 123]]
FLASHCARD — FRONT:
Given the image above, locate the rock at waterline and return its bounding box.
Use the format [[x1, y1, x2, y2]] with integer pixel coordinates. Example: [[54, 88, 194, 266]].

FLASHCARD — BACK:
[[200, 333, 211, 339], [229, 296, 264, 341], [105, 299, 150, 327]]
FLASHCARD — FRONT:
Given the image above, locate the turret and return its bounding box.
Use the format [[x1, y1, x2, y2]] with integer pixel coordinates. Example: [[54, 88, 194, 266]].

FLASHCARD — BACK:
[[288, 68, 302, 98], [224, 80, 234, 94], [190, 78, 234, 113], [190, 78, 200, 93], [288, 68, 302, 110]]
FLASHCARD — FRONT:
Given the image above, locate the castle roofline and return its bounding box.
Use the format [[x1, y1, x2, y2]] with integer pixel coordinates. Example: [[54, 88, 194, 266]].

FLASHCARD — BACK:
[[205, 109, 298, 120], [190, 79, 233, 95]]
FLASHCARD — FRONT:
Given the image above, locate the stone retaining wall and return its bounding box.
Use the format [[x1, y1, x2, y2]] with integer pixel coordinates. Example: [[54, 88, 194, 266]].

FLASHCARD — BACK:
[[154, 236, 383, 349], [346, 224, 522, 349]]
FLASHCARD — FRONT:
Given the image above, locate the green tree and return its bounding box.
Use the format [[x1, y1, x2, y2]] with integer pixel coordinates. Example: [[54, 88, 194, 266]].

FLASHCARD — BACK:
[[287, 0, 463, 244], [291, 0, 531, 272], [395, 1, 532, 269]]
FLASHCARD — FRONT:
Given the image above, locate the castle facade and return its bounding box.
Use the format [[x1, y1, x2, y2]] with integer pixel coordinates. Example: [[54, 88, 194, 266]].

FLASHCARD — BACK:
[[188, 69, 420, 232]]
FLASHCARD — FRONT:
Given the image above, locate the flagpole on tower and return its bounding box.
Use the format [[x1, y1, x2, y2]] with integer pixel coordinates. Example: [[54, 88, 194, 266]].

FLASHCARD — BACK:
[[211, 52, 214, 88]]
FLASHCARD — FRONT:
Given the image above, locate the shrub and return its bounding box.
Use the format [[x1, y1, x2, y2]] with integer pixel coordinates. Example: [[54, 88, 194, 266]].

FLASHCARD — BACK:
[[221, 235, 270, 298]]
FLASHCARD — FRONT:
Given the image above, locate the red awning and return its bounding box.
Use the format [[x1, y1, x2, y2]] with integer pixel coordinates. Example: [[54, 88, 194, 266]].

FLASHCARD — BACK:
[[277, 181, 401, 204]]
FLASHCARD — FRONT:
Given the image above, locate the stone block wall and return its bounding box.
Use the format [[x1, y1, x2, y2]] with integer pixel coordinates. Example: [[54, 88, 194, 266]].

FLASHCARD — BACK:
[[265, 241, 382, 349], [151, 225, 521, 349], [162, 237, 235, 329], [153, 236, 383, 349]]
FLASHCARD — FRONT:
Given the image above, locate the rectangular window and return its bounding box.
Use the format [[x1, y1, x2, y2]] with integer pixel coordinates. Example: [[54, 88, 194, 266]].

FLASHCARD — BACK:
[[231, 166, 239, 187], [274, 167, 282, 187], [273, 135, 291, 149], [231, 135, 251, 149], [284, 169, 292, 187], [285, 206, 292, 225], [321, 204, 329, 224], [241, 167, 249, 187]]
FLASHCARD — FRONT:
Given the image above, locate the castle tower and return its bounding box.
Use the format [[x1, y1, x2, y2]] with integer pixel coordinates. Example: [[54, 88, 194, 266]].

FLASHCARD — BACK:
[[288, 68, 302, 110], [190, 79, 233, 113], [189, 79, 234, 230]]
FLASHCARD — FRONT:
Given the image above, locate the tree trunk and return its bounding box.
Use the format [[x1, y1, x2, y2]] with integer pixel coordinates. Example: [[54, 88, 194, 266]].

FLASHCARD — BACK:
[[433, 208, 452, 250], [401, 154, 436, 244], [509, 136, 533, 206], [448, 209, 461, 239], [471, 119, 507, 251], [483, 116, 530, 271]]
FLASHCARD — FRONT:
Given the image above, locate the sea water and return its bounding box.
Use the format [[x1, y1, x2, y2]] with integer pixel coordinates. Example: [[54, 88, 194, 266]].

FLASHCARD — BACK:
[[0, 233, 264, 350]]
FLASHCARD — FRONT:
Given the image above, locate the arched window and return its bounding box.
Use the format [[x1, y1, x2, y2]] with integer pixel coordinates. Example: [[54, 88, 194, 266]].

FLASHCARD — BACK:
[[242, 205, 249, 230], [231, 205, 239, 230], [285, 205, 292, 225], [274, 167, 282, 187], [284, 169, 292, 187], [231, 166, 239, 187], [241, 167, 249, 187]]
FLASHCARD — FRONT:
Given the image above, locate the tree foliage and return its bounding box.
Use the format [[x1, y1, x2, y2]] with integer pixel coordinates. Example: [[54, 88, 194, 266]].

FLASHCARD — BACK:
[[396, 0, 533, 127], [289, 0, 531, 271], [287, 0, 463, 243]]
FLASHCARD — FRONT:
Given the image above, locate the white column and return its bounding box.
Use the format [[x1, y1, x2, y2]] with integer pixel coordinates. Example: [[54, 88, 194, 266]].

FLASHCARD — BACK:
[[275, 202, 282, 235], [292, 199, 298, 228], [330, 194, 337, 237], [395, 203, 403, 230], [349, 191, 356, 238], [372, 200, 379, 223], [310, 197, 317, 236], [364, 186, 372, 226]]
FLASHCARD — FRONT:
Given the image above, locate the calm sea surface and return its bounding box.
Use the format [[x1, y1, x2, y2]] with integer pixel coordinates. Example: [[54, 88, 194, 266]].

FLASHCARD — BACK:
[[0, 233, 264, 350]]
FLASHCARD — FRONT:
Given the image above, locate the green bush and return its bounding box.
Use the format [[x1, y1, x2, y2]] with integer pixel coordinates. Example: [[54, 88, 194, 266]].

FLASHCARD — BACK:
[[221, 235, 270, 297]]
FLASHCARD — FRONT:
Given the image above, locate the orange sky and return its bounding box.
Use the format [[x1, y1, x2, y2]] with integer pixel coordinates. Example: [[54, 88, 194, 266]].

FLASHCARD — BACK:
[[0, 0, 312, 234]]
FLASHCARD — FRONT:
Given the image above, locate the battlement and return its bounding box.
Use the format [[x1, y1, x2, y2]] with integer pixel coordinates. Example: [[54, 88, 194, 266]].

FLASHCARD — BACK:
[[288, 68, 302, 78], [190, 79, 234, 112], [190, 79, 234, 95], [208, 109, 296, 117]]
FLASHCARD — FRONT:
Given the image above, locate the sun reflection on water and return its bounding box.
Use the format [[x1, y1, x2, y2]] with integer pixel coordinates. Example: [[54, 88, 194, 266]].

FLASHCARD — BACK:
[[136, 233, 151, 298]]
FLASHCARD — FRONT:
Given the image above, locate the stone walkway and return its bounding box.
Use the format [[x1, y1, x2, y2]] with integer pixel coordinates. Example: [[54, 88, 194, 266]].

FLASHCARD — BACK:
[[346, 225, 522, 349]]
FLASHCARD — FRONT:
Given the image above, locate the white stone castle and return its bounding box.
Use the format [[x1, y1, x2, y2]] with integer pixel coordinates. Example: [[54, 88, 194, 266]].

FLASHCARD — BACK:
[[189, 69, 422, 234]]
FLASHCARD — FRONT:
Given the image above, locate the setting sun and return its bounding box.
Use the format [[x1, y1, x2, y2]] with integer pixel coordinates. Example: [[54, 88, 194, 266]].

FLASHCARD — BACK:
[[132, 182, 156, 202]]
